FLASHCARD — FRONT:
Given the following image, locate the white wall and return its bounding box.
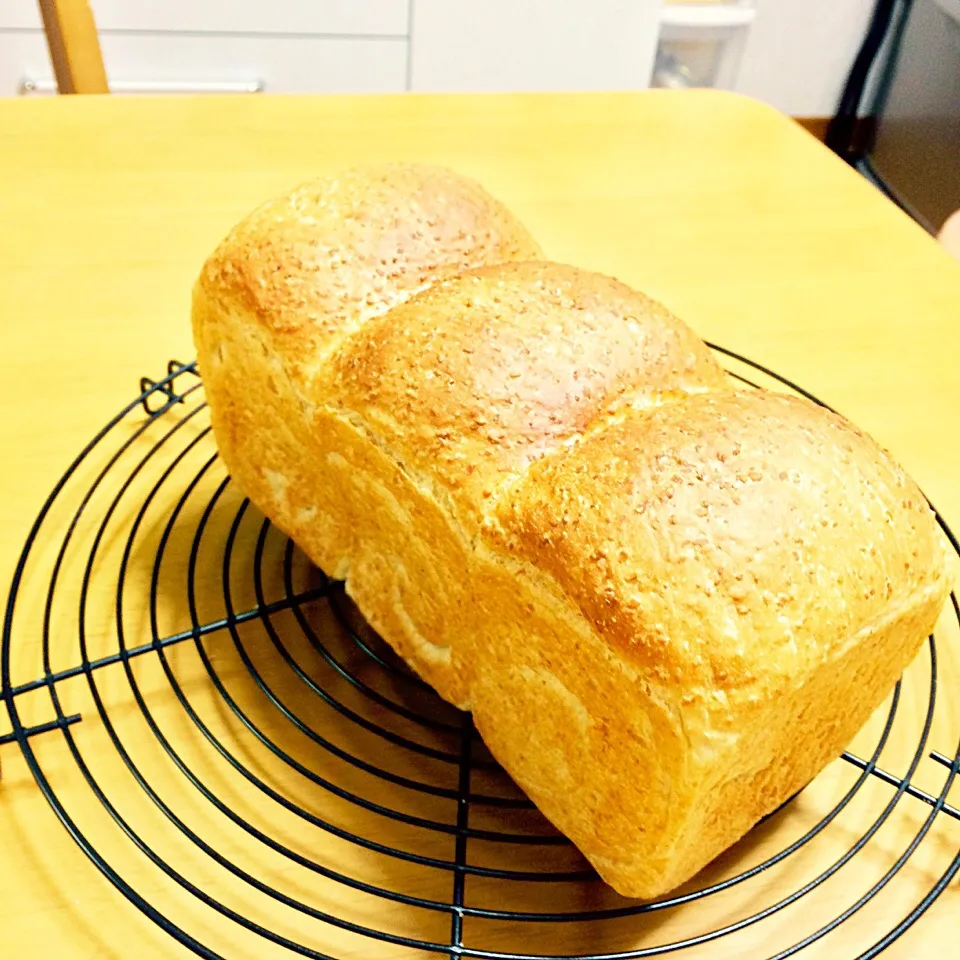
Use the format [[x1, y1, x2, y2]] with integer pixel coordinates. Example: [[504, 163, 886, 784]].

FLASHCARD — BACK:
[[734, 0, 875, 116]]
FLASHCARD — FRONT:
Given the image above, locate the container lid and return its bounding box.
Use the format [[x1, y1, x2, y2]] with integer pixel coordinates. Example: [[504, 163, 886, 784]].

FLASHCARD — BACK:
[[660, 3, 757, 28]]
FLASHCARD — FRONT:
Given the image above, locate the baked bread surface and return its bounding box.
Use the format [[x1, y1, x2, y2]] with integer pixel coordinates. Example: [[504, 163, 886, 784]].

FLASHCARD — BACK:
[[193, 163, 951, 898]]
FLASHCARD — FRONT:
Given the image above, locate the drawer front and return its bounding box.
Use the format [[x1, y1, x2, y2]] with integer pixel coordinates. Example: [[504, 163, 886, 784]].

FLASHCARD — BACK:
[[3, 0, 410, 35], [0, 30, 408, 96], [409, 0, 660, 92]]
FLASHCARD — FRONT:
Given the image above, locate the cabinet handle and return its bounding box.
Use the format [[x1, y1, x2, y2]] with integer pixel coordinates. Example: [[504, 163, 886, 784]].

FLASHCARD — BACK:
[[18, 77, 266, 95]]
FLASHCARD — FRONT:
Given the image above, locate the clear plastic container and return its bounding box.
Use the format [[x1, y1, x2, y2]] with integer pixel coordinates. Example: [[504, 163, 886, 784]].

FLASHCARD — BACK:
[[652, 2, 756, 90]]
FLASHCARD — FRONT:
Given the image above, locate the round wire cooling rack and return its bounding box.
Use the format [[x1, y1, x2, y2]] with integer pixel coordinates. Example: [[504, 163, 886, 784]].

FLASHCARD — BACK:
[[1, 350, 959, 960]]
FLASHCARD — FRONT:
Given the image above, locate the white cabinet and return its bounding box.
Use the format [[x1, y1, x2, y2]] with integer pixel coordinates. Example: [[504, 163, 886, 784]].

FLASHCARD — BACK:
[[3, 0, 410, 34], [0, 0, 410, 96], [0, 0, 662, 97], [1, 30, 408, 97], [409, 0, 661, 92]]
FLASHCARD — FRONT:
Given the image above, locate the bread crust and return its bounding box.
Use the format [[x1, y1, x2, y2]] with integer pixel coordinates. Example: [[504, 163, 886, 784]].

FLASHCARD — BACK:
[[193, 164, 951, 899]]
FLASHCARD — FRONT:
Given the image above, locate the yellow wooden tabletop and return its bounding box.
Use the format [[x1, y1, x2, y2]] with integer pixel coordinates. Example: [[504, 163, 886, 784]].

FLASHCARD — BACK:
[[0, 90, 958, 959]]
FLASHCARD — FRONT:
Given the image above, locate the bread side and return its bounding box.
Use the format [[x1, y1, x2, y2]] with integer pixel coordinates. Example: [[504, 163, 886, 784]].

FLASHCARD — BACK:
[[462, 539, 944, 896]]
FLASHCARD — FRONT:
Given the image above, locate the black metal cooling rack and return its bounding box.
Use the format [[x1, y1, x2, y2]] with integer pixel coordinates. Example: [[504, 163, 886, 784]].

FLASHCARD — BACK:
[[1, 351, 959, 960]]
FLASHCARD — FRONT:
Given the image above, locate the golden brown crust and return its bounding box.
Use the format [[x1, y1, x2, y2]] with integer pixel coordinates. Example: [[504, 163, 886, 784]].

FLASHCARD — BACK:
[[325, 260, 728, 535], [192, 163, 952, 900], [490, 389, 949, 691], [196, 163, 542, 383], [191, 162, 542, 604]]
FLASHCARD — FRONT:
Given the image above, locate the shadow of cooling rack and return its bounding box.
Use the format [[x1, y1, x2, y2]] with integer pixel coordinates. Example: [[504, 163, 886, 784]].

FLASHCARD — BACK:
[[1, 353, 959, 960]]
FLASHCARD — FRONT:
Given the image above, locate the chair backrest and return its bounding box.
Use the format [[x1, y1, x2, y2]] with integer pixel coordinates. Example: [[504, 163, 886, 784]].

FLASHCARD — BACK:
[[827, 0, 960, 233], [37, 0, 108, 94]]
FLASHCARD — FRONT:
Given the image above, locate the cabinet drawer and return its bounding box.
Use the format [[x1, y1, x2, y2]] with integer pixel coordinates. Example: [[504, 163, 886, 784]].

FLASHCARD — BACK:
[[0, 30, 408, 96], [4, 0, 410, 36]]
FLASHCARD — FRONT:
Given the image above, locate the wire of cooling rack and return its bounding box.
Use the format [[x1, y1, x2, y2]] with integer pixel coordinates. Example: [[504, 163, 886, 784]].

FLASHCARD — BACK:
[[1, 355, 959, 960]]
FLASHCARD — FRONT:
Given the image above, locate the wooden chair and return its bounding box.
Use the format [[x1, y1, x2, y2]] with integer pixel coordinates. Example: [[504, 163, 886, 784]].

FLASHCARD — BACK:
[[37, 0, 108, 93]]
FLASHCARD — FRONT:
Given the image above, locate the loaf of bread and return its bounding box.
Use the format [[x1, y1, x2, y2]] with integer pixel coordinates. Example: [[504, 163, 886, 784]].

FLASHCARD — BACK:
[[192, 163, 951, 898]]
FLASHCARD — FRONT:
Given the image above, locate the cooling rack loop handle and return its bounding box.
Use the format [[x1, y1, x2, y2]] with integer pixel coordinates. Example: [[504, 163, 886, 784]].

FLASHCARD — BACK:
[[139, 360, 200, 417]]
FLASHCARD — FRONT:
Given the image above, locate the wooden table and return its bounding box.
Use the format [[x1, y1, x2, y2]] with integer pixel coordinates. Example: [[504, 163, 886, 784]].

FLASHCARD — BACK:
[[0, 90, 958, 959]]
